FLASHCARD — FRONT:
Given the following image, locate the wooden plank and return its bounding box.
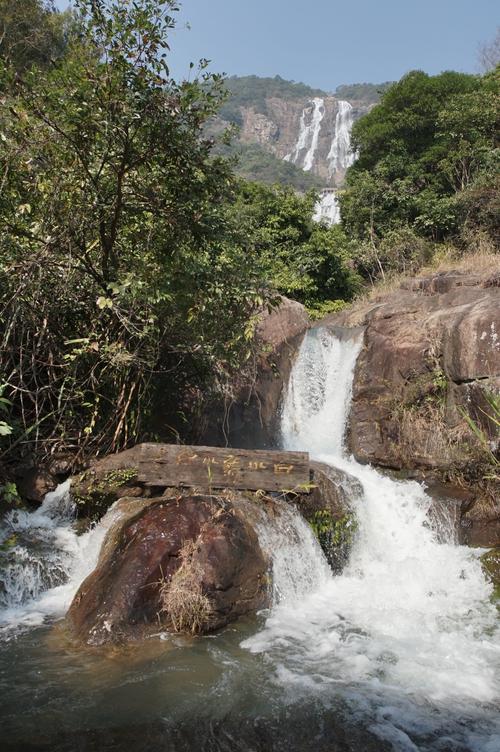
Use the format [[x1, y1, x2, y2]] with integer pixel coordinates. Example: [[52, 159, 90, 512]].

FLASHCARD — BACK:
[[137, 444, 310, 493]]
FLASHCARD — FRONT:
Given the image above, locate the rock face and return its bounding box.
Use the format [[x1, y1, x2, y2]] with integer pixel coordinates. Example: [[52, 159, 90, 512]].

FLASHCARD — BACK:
[[198, 297, 309, 449], [327, 269, 500, 546], [66, 493, 269, 646], [233, 95, 371, 185]]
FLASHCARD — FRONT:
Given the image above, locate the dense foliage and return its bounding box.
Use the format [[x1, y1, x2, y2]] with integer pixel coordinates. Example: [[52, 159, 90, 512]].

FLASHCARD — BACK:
[[233, 183, 360, 310], [0, 0, 71, 71], [0, 0, 269, 468], [334, 81, 393, 104], [216, 141, 323, 191], [340, 69, 499, 278]]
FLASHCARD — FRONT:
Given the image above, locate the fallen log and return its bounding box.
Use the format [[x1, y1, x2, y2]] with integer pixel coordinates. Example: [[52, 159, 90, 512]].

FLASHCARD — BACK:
[[137, 443, 310, 493]]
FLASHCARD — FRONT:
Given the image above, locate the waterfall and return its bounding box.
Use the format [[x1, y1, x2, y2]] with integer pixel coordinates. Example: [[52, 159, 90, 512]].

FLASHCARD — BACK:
[[244, 327, 500, 746], [0, 481, 117, 635], [284, 97, 324, 172], [327, 100, 356, 178], [312, 190, 341, 226]]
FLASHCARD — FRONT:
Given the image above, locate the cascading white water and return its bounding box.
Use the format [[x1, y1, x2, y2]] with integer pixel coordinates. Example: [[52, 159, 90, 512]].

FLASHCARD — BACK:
[[284, 97, 324, 172], [312, 190, 341, 226], [244, 327, 500, 749], [253, 499, 331, 605], [327, 100, 356, 177], [0, 481, 118, 635]]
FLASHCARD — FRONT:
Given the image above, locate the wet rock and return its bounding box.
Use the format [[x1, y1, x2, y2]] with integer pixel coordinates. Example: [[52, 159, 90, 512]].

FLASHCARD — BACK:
[[461, 495, 500, 547], [480, 547, 500, 595], [299, 462, 362, 573], [66, 493, 269, 645], [15, 468, 57, 505], [423, 480, 474, 544]]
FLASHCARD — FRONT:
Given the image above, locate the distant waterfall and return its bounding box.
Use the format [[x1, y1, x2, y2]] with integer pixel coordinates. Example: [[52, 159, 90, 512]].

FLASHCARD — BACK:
[[327, 100, 355, 177], [284, 97, 325, 172], [312, 190, 341, 226]]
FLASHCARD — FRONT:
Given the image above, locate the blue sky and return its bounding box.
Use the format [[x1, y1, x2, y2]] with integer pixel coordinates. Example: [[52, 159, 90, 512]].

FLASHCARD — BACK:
[[55, 1, 498, 90]]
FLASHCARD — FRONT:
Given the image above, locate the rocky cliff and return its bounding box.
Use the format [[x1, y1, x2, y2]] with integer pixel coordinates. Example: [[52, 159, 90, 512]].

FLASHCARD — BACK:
[[326, 268, 500, 546]]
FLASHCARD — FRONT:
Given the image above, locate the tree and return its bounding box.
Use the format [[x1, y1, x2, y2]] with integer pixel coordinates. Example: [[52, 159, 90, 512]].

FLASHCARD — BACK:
[[233, 182, 360, 310], [478, 27, 500, 72], [340, 69, 499, 246], [0, 0, 70, 71], [0, 0, 266, 467]]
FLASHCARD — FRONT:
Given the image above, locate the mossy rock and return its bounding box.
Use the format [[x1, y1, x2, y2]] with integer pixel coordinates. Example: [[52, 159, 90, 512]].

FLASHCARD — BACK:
[[309, 509, 358, 574], [71, 467, 139, 519]]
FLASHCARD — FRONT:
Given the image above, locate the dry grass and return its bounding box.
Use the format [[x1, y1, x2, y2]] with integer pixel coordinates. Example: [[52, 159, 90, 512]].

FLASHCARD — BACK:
[[160, 539, 213, 634], [419, 233, 500, 276], [396, 404, 467, 468], [336, 234, 500, 326]]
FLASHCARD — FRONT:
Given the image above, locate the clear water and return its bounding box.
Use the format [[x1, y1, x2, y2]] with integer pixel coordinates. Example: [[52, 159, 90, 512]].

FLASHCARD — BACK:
[[0, 328, 498, 751]]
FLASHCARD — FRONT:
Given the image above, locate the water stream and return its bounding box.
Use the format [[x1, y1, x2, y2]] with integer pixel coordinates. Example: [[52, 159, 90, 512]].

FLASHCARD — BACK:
[[327, 100, 356, 177], [284, 97, 325, 172], [246, 328, 500, 750], [0, 327, 498, 751]]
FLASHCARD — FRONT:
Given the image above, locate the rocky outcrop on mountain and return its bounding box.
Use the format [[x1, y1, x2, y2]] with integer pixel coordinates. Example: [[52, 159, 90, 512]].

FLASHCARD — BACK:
[[199, 296, 310, 448], [217, 77, 380, 188], [236, 95, 369, 186], [326, 269, 500, 546], [66, 493, 270, 645]]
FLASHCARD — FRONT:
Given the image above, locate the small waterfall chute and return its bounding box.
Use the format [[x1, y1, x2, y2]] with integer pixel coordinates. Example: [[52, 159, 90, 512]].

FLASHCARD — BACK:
[[312, 190, 341, 226], [0, 480, 119, 635]]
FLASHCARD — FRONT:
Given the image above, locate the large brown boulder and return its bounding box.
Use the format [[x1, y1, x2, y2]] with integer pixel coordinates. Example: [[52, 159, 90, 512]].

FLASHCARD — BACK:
[[66, 493, 269, 646], [325, 269, 500, 545], [198, 296, 309, 448]]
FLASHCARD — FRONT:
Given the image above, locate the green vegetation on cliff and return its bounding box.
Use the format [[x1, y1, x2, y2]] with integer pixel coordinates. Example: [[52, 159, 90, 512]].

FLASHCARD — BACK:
[[334, 81, 394, 104], [216, 141, 324, 191], [219, 75, 327, 124]]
